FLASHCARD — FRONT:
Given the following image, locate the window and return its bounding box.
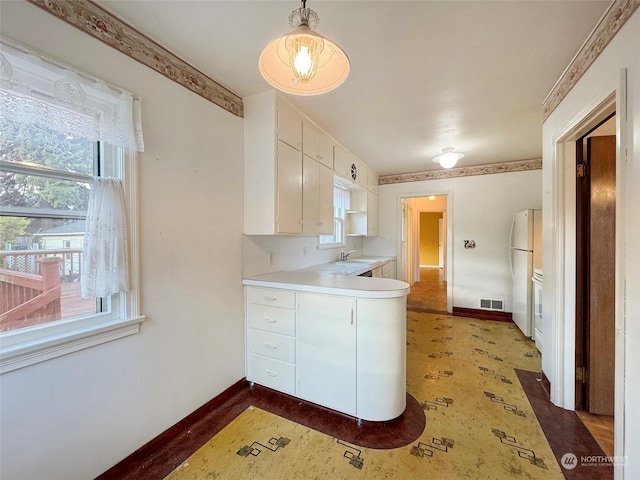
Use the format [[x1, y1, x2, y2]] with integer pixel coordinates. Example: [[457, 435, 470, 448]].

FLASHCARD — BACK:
[[0, 39, 144, 373], [1, 123, 100, 333], [318, 184, 350, 248]]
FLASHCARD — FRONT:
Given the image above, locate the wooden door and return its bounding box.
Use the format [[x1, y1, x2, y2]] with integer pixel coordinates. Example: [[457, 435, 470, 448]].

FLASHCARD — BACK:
[[587, 135, 616, 415], [577, 135, 616, 415]]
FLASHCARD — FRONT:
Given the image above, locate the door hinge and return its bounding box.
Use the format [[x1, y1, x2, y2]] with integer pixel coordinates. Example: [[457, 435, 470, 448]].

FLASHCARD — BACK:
[[576, 163, 588, 178], [576, 366, 590, 384]]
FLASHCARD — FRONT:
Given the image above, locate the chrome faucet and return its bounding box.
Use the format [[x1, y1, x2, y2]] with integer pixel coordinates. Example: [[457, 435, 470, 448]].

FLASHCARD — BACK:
[[340, 249, 356, 261]]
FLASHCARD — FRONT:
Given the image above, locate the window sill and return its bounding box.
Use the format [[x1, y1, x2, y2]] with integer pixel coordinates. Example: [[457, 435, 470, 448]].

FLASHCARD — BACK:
[[0, 315, 145, 374]]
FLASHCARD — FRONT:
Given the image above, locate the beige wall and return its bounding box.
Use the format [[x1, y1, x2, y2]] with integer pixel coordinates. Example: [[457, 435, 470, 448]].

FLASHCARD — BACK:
[[0, 2, 245, 478], [371, 169, 542, 312]]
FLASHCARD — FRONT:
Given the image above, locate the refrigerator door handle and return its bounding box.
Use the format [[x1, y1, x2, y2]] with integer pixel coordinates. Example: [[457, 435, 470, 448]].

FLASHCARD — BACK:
[[509, 218, 516, 279]]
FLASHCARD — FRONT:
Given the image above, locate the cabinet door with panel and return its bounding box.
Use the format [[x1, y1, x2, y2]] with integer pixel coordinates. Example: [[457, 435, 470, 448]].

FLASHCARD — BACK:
[[303, 120, 333, 169], [367, 191, 378, 236], [277, 140, 303, 234], [277, 100, 302, 151], [303, 157, 334, 235], [296, 293, 357, 416], [333, 144, 354, 183], [318, 162, 334, 233]]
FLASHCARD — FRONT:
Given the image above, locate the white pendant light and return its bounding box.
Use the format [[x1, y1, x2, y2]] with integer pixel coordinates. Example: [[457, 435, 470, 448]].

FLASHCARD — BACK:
[[259, 0, 350, 96], [433, 147, 464, 169]]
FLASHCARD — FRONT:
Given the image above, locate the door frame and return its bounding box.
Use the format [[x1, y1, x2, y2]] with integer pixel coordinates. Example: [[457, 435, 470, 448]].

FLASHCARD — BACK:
[[396, 191, 453, 313], [549, 70, 626, 475]]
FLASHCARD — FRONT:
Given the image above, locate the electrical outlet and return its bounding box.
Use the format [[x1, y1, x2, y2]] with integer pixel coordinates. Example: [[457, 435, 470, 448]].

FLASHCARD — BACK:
[[303, 247, 307, 257], [268, 253, 274, 265]]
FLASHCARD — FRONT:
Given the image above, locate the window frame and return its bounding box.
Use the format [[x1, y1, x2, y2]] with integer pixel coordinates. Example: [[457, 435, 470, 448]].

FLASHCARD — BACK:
[[318, 183, 349, 249], [0, 143, 143, 374]]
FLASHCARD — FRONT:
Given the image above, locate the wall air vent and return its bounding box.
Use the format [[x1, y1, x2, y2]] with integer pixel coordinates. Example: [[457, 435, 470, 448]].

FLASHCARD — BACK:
[[480, 299, 504, 311]]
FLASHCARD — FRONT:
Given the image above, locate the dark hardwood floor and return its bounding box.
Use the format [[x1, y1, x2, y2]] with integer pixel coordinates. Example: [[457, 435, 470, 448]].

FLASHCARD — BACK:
[[406, 266, 447, 313]]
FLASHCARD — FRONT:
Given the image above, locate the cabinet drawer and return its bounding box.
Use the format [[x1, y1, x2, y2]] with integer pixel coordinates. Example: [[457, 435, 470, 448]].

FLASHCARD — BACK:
[[247, 329, 295, 363], [247, 354, 295, 395], [247, 303, 296, 336], [247, 287, 295, 309]]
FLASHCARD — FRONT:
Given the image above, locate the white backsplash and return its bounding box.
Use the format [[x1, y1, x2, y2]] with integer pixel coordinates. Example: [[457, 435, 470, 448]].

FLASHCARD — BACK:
[[243, 235, 363, 278]]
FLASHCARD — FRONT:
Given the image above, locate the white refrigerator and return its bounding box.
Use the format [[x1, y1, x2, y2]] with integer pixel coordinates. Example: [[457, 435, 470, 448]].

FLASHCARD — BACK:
[[509, 209, 542, 338]]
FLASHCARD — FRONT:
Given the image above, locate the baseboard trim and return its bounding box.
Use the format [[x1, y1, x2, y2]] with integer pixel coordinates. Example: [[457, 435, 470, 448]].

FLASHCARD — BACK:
[[452, 307, 513, 323], [541, 371, 551, 398], [96, 378, 247, 479]]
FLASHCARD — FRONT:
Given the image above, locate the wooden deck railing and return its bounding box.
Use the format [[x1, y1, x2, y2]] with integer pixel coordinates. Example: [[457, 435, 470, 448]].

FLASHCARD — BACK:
[[0, 256, 64, 332], [0, 248, 83, 281]]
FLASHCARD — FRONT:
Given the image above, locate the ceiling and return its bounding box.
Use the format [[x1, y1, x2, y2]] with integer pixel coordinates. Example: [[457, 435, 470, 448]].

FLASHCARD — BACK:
[[95, 0, 611, 176]]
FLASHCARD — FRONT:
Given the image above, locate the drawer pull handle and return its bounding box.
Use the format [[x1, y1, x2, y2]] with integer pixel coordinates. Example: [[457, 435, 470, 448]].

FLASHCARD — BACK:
[[264, 296, 278, 301], [265, 343, 278, 349], [264, 318, 277, 323], [265, 369, 278, 377]]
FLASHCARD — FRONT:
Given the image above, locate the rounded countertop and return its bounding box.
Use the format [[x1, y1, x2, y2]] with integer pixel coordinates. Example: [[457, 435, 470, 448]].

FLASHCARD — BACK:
[[243, 270, 410, 299]]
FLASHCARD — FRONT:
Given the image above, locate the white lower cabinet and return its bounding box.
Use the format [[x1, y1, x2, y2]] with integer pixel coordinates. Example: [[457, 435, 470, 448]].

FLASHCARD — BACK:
[[296, 293, 357, 416], [247, 354, 296, 395], [246, 287, 297, 395], [356, 298, 406, 421], [245, 285, 406, 421]]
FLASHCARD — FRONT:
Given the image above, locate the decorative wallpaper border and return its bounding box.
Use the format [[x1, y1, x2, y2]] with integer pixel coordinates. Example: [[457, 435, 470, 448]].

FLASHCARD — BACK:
[[26, 0, 244, 118], [542, 0, 639, 121], [378, 158, 542, 186]]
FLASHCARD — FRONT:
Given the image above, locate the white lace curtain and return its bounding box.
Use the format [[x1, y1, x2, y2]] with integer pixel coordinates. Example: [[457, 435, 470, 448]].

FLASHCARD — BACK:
[[81, 178, 129, 298], [0, 37, 144, 152]]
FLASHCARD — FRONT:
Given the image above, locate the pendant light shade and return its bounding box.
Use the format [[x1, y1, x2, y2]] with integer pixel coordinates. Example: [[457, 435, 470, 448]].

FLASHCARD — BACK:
[[259, 1, 350, 96], [433, 147, 464, 169]]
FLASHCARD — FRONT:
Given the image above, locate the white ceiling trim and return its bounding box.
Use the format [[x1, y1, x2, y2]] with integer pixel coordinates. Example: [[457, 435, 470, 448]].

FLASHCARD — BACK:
[[25, 0, 244, 118], [543, 0, 639, 120], [379, 159, 542, 186]]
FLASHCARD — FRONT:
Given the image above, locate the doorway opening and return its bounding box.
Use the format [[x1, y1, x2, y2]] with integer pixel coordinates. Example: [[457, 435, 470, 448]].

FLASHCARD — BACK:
[[399, 194, 451, 313], [550, 77, 626, 466], [574, 114, 616, 457]]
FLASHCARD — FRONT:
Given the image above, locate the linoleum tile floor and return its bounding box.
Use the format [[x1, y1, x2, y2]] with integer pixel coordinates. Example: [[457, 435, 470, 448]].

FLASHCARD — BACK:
[[165, 312, 567, 480]]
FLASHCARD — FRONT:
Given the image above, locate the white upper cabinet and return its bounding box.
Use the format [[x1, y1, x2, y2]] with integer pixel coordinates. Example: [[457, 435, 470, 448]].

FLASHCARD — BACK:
[[353, 159, 366, 189], [346, 186, 378, 237], [244, 91, 303, 234], [277, 100, 303, 151], [302, 157, 334, 235], [303, 120, 334, 169], [335, 145, 367, 189], [334, 144, 355, 184], [277, 140, 303, 234], [244, 90, 378, 236], [367, 191, 378, 236]]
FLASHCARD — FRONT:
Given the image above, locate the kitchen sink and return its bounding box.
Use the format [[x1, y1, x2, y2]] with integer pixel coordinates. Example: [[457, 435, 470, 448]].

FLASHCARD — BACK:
[[335, 258, 379, 265]]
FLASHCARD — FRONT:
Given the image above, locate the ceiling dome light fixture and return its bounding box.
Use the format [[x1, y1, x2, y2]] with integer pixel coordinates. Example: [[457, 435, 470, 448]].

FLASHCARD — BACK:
[[259, 0, 350, 96], [433, 147, 464, 169]]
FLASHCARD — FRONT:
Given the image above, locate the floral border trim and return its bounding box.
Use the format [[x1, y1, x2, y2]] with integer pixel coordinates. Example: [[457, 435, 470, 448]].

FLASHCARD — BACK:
[[542, 0, 639, 121], [379, 158, 542, 185], [25, 0, 244, 118]]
